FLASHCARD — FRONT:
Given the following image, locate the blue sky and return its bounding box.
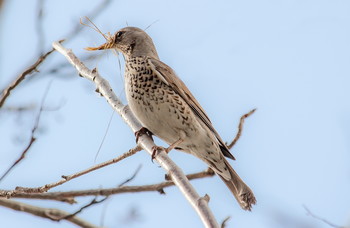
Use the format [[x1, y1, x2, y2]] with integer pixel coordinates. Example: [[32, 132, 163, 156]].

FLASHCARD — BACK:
[[0, 0, 349, 227]]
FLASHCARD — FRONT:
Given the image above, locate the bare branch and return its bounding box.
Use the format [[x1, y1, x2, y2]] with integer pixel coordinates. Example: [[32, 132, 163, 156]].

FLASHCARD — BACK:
[[52, 41, 220, 228], [0, 199, 99, 228], [118, 164, 142, 187], [0, 82, 52, 182], [63, 197, 108, 220], [227, 108, 256, 150], [0, 48, 56, 108], [220, 216, 231, 228], [0, 169, 215, 202], [303, 205, 345, 228], [36, 0, 45, 55], [12, 146, 142, 194]]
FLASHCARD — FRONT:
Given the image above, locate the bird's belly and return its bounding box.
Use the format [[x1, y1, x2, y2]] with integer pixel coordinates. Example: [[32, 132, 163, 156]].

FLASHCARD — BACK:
[[125, 79, 199, 147]]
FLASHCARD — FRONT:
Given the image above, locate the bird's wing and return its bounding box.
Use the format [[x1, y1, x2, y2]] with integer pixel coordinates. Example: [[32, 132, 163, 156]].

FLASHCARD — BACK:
[[148, 57, 235, 160]]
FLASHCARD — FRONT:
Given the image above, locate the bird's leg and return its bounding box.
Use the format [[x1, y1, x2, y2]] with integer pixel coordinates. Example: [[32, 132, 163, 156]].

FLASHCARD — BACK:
[[151, 138, 184, 160], [135, 127, 153, 144]]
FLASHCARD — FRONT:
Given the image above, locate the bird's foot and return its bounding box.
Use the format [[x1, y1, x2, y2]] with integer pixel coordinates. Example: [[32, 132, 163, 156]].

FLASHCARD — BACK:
[[151, 138, 184, 161], [151, 146, 167, 161], [135, 127, 153, 144]]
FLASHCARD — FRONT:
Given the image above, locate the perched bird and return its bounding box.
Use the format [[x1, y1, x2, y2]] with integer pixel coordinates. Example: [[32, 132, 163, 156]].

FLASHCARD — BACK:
[[86, 27, 256, 210]]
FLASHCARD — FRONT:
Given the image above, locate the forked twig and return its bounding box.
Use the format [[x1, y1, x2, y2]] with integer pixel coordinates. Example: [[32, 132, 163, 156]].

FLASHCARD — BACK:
[[227, 108, 256, 150]]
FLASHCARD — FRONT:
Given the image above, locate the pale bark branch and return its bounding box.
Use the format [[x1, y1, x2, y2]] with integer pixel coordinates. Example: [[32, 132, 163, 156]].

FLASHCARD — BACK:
[[51, 41, 220, 228], [0, 199, 100, 228]]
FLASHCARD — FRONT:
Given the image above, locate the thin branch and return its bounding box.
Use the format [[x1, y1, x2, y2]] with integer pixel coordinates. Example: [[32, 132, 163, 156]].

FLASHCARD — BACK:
[[303, 205, 345, 228], [0, 0, 111, 105], [12, 146, 142, 194], [227, 108, 256, 150], [118, 164, 142, 187], [0, 47, 56, 108], [220, 216, 231, 228], [0, 169, 215, 202], [36, 0, 45, 55], [0, 199, 99, 228], [63, 197, 108, 220], [52, 41, 220, 228], [0, 82, 52, 182]]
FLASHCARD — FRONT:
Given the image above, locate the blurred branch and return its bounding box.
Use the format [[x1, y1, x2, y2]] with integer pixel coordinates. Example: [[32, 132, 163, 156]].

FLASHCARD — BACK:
[[303, 205, 345, 228], [63, 197, 108, 221], [0, 82, 51, 183], [0, 48, 56, 108], [118, 164, 142, 187], [0, 0, 111, 106], [52, 41, 220, 228], [12, 146, 142, 194], [227, 108, 256, 150], [0, 169, 215, 202], [0, 199, 99, 228], [36, 0, 45, 55], [220, 216, 231, 228]]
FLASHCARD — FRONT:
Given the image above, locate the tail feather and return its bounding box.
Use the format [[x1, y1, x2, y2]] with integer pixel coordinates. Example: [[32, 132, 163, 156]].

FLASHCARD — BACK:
[[218, 159, 256, 211]]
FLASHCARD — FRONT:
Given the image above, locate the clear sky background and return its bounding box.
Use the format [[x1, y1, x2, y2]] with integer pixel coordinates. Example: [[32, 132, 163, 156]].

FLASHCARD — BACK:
[[0, 0, 349, 227]]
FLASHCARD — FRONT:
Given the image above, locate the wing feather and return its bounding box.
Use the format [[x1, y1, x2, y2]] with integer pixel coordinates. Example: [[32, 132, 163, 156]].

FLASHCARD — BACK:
[[148, 58, 235, 160]]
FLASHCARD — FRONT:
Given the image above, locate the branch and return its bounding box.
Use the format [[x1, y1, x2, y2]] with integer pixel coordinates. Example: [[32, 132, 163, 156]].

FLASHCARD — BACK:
[[12, 146, 142, 194], [0, 0, 111, 107], [0, 169, 215, 202], [303, 205, 345, 228], [0, 82, 51, 182], [0, 199, 99, 228], [227, 108, 256, 149], [0, 48, 55, 108], [52, 41, 219, 228]]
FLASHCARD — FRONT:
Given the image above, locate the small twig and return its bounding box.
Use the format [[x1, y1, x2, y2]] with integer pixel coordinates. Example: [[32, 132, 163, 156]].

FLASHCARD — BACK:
[[36, 0, 45, 55], [12, 146, 142, 194], [303, 205, 345, 228], [62, 197, 108, 220], [0, 82, 52, 182], [118, 164, 142, 187], [0, 47, 57, 108], [0, 199, 98, 228], [0, 169, 215, 202], [227, 108, 256, 150], [220, 216, 231, 228]]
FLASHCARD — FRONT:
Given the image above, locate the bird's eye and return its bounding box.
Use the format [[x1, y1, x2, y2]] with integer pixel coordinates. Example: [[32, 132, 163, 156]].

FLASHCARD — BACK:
[[115, 31, 124, 39]]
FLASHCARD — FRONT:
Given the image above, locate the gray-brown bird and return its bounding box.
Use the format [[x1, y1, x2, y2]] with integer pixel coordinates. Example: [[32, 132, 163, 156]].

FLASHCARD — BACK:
[[87, 27, 256, 210]]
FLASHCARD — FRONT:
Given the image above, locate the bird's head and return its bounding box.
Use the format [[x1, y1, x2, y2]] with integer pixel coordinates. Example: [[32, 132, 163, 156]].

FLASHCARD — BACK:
[[86, 27, 159, 60]]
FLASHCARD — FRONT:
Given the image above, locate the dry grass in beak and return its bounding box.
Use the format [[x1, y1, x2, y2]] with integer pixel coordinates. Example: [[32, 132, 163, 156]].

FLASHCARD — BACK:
[[80, 16, 115, 51]]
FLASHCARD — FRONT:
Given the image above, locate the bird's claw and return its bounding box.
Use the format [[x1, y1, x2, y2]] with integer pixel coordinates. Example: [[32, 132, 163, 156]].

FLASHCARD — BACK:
[[135, 127, 153, 144]]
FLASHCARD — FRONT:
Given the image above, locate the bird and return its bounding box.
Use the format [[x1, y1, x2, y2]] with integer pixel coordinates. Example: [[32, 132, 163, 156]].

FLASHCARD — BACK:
[[86, 27, 256, 210]]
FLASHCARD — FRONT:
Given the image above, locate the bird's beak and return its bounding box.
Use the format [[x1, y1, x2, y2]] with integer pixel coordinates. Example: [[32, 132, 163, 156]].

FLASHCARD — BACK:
[[85, 41, 114, 51]]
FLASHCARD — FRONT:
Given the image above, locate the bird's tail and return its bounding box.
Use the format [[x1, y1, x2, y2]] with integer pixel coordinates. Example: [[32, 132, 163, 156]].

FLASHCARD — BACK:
[[217, 159, 256, 211]]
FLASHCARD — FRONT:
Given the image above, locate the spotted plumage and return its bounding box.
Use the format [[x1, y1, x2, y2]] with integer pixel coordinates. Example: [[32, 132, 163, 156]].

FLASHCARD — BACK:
[[87, 27, 256, 210]]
